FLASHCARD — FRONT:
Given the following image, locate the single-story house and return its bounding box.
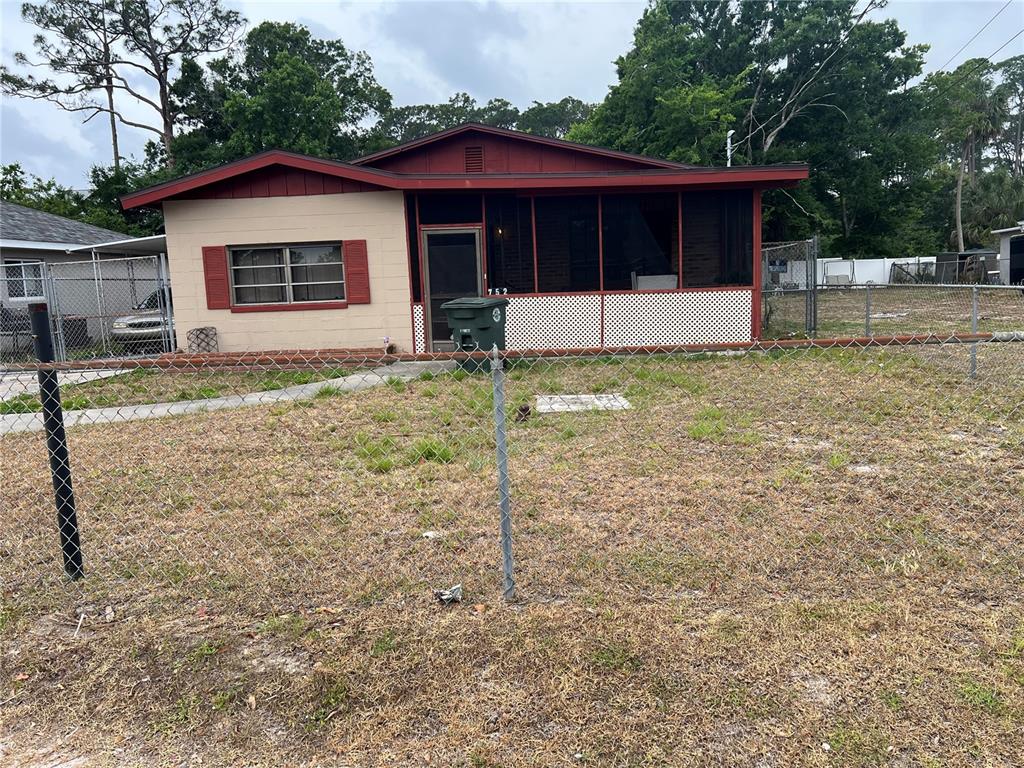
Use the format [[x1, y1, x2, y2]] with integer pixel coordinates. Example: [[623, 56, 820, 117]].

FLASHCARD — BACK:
[[992, 223, 1024, 286], [121, 123, 808, 353]]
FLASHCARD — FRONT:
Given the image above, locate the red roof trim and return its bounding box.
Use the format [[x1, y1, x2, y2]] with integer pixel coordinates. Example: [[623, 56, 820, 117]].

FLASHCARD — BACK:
[[120, 151, 401, 209], [120, 149, 808, 209], [350, 122, 695, 170]]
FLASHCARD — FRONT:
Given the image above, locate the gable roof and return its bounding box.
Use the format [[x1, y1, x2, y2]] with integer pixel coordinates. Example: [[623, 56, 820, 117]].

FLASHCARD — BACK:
[[351, 123, 695, 171], [0, 200, 128, 246]]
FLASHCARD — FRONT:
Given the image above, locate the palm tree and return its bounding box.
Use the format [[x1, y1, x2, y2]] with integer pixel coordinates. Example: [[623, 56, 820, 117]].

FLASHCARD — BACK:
[[932, 61, 1007, 252]]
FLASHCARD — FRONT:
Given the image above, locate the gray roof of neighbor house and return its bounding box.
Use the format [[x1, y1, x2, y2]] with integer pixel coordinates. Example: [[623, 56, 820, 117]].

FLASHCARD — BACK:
[[0, 199, 127, 246]]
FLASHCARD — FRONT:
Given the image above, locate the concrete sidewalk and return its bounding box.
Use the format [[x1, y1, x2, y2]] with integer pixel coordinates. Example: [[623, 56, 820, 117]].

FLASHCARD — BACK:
[[0, 369, 127, 402], [0, 360, 455, 436]]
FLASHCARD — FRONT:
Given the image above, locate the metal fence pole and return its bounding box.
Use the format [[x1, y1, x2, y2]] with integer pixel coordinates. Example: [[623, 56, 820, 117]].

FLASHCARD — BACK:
[[491, 344, 516, 601], [865, 284, 872, 337], [970, 286, 979, 379], [157, 253, 175, 353], [29, 303, 84, 580], [809, 236, 819, 337], [42, 264, 65, 363]]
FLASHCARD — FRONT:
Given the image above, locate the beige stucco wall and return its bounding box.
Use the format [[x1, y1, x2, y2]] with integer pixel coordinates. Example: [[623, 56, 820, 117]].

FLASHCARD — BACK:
[[163, 192, 412, 352]]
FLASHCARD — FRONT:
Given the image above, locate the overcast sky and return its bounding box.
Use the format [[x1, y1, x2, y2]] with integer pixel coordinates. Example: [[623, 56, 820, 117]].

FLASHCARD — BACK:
[[1, 0, 1022, 188]]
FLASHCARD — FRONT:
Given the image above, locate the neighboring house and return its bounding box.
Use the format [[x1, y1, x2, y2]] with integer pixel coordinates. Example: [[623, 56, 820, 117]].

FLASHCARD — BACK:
[[992, 223, 1024, 286], [1, 201, 169, 360], [0, 200, 129, 305], [121, 123, 808, 353]]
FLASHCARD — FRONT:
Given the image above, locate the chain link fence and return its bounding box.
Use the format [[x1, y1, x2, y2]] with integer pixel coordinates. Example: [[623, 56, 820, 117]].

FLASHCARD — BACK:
[[2, 308, 1022, 763], [761, 241, 1023, 341], [1, 255, 172, 365]]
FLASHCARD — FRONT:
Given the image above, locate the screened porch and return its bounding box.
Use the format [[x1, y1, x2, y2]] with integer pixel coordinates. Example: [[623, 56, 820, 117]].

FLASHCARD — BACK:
[[405, 189, 760, 352]]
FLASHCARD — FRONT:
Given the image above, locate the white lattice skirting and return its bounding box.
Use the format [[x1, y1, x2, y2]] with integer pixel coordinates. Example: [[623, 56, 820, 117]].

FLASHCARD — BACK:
[[505, 295, 602, 350], [603, 289, 752, 347], [412, 303, 426, 353], [503, 290, 753, 350]]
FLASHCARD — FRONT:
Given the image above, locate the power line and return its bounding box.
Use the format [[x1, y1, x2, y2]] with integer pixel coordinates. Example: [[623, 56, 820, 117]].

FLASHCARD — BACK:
[[929, 27, 1024, 103], [936, 0, 1014, 72]]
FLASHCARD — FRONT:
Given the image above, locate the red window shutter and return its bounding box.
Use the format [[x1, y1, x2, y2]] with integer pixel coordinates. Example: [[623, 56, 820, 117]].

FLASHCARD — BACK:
[[344, 240, 370, 304], [201, 246, 230, 309]]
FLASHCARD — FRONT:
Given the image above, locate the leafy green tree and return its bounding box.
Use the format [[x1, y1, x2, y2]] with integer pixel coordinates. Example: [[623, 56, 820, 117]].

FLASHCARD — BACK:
[[371, 93, 518, 145], [171, 22, 390, 166], [517, 97, 594, 138], [569, 0, 933, 253], [924, 60, 1007, 251], [992, 55, 1024, 178], [115, 0, 244, 165], [1, 162, 163, 235]]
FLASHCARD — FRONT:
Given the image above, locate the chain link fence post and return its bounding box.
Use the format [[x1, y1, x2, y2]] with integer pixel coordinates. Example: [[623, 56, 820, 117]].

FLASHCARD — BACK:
[[29, 302, 84, 580], [970, 285, 979, 379], [491, 344, 516, 601], [864, 283, 872, 337], [809, 235, 819, 337]]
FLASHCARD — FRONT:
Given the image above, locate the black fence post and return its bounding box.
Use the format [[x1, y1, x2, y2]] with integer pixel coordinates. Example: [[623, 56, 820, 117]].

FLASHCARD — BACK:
[[29, 302, 83, 580]]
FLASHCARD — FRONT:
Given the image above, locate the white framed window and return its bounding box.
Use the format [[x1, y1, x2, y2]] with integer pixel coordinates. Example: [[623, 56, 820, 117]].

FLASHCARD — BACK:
[[229, 244, 345, 305], [2, 260, 45, 300]]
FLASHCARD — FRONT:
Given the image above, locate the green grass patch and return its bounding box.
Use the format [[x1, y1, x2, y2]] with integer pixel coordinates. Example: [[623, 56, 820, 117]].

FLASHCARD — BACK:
[[408, 437, 456, 464], [825, 721, 889, 766], [258, 614, 307, 638], [369, 630, 399, 657], [587, 642, 642, 673], [307, 675, 350, 729], [959, 679, 1007, 716]]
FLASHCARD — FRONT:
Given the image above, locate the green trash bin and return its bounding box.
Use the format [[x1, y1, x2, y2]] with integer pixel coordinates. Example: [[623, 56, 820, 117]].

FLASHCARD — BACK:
[[439, 296, 509, 371]]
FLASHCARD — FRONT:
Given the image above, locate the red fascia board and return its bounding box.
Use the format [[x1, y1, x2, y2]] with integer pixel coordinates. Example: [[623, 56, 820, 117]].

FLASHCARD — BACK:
[[120, 151, 404, 209], [398, 166, 808, 190], [351, 122, 694, 170], [122, 152, 808, 208]]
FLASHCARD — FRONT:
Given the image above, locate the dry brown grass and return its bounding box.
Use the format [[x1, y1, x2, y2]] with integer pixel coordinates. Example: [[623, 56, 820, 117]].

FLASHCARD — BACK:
[[1, 345, 1022, 767]]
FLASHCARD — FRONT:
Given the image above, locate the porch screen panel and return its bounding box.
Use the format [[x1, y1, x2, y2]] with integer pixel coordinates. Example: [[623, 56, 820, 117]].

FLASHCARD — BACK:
[[406, 193, 422, 302], [682, 190, 753, 287], [535, 195, 600, 293], [485, 194, 534, 294], [418, 193, 482, 225], [602, 193, 679, 290]]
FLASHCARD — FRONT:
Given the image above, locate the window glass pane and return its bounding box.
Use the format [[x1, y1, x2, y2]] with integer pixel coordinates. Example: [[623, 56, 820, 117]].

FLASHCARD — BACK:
[[535, 195, 599, 292], [6, 264, 26, 298], [232, 248, 284, 268], [234, 285, 287, 304], [290, 263, 343, 285], [602, 193, 678, 290], [486, 195, 534, 294], [293, 283, 345, 302], [682, 190, 753, 287], [233, 266, 285, 286], [26, 275, 44, 296], [289, 244, 341, 265]]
